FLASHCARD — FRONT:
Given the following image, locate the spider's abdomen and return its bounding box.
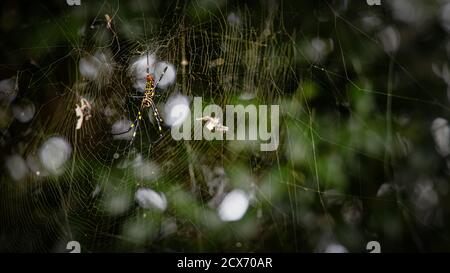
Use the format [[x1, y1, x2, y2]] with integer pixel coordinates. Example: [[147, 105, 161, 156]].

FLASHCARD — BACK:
[[145, 80, 153, 92]]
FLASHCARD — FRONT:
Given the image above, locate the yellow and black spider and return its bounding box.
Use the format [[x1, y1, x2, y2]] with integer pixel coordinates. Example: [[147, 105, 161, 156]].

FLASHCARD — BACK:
[[113, 60, 168, 147]]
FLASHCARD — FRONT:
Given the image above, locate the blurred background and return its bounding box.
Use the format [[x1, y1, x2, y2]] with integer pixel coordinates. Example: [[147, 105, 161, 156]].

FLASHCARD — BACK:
[[1, 0, 450, 252]]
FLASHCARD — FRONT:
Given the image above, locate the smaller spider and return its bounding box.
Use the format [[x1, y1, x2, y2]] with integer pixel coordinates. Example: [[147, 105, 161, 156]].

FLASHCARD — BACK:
[[196, 116, 229, 132], [75, 97, 92, 130]]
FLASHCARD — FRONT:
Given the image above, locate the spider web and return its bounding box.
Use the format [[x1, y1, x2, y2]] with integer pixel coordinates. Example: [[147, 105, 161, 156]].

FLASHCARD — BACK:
[[0, 0, 449, 252]]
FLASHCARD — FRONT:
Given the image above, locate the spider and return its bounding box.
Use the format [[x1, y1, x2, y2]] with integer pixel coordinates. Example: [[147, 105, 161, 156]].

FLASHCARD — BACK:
[[75, 97, 92, 130], [113, 59, 168, 148]]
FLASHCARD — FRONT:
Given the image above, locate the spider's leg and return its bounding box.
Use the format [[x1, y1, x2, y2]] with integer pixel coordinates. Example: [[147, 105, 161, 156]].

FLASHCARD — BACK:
[[111, 120, 135, 136], [126, 118, 141, 149], [154, 66, 168, 89], [117, 110, 145, 152], [148, 100, 163, 137], [149, 100, 163, 124], [111, 114, 140, 136]]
